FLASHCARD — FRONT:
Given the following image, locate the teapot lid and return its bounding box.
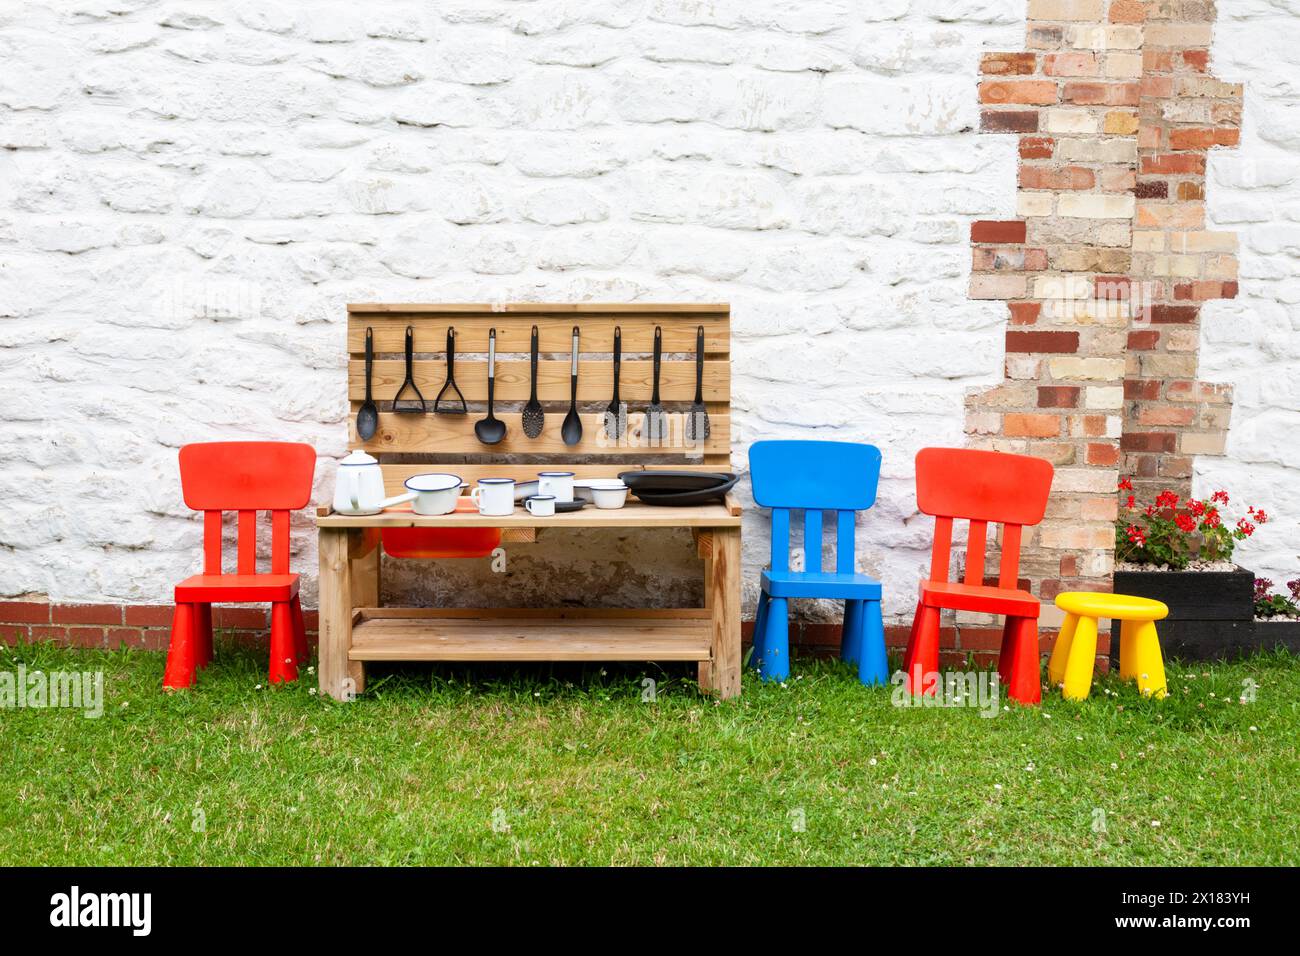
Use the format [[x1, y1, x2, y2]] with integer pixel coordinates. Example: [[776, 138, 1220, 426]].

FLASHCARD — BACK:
[[340, 449, 377, 466]]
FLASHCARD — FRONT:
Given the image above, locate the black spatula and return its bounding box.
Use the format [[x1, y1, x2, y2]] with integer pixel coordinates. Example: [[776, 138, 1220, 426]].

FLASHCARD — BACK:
[[604, 326, 623, 441], [684, 325, 710, 444]]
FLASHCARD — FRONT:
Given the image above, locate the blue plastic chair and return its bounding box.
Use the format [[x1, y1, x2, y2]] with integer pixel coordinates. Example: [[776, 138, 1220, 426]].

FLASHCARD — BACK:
[[748, 440, 888, 686]]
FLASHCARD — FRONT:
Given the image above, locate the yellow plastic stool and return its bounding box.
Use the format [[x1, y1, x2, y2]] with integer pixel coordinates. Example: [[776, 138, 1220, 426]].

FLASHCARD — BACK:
[[1048, 592, 1169, 701]]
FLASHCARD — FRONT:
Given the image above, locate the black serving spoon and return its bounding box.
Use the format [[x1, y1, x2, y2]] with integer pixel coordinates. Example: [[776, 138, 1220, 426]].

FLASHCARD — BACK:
[[356, 327, 378, 440], [474, 328, 506, 445], [604, 325, 623, 441], [522, 325, 544, 439], [561, 325, 582, 446]]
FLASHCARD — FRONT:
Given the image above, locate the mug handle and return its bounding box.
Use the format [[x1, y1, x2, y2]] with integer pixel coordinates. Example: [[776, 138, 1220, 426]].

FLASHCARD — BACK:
[[470, 487, 483, 509], [524, 498, 536, 515]]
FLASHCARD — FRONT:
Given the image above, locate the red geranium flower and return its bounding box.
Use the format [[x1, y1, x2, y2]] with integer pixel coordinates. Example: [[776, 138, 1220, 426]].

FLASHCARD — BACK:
[[1155, 490, 1179, 509], [1144, 504, 1156, 518], [1211, 490, 1230, 505], [1125, 524, 1146, 546], [1118, 477, 1133, 492], [1236, 518, 1255, 537], [1125, 494, 1136, 510], [1201, 510, 1222, 530], [1189, 499, 1206, 517], [1175, 513, 1197, 533], [1253, 508, 1268, 524]]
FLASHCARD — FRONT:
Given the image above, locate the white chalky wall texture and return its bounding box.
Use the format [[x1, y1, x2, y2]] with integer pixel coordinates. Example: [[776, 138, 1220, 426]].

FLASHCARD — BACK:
[[0, 0, 1293, 619]]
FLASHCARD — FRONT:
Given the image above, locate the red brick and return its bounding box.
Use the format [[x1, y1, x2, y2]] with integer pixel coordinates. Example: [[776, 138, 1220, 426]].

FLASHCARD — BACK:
[[1177, 181, 1205, 201], [1170, 127, 1240, 151], [0, 601, 52, 624], [1043, 52, 1099, 77], [52, 603, 123, 625], [1037, 385, 1080, 408], [955, 627, 1007, 652], [1125, 379, 1161, 400], [1087, 443, 1120, 466], [1127, 330, 1160, 350], [29, 625, 67, 642], [980, 110, 1039, 133], [980, 52, 1037, 75], [1019, 165, 1094, 190], [1008, 302, 1041, 325], [1181, 50, 1210, 72], [1138, 405, 1195, 427], [971, 220, 1027, 244], [1019, 135, 1054, 159], [1148, 304, 1199, 324], [1062, 81, 1139, 106], [1121, 432, 1176, 453], [1004, 413, 1062, 438], [67, 626, 106, 648], [1141, 153, 1206, 175], [980, 81, 1058, 105], [1110, 0, 1146, 22], [106, 627, 144, 648], [1006, 330, 1079, 354], [214, 606, 267, 630], [2, 625, 29, 644], [140, 628, 170, 651], [125, 604, 175, 627], [1081, 415, 1109, 438]]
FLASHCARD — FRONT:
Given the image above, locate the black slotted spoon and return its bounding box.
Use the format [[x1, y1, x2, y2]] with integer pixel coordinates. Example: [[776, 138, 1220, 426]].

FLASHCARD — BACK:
[[645, 325, 667, 445], [356, 327, 378, 440], [684, 324, 710, 443], [392, 325, 426, 414], [522, 324, 544, 439], [604, 325, 624, 441]]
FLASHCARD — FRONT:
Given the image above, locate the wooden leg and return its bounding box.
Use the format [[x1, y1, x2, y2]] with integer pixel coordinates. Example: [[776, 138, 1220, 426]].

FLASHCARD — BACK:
[[841, 599, 863, 665], [350, 536, 380, 608], [706, 527, 741, 698], [318, 527, 354, 701], [858, 600, 888, 686], [1046, 613, 1078, 688], [1060, 615, 1097, 702], [196, 603, 214, 669], [1130, 620, 1167, 699], [163, 603, 197, 690]]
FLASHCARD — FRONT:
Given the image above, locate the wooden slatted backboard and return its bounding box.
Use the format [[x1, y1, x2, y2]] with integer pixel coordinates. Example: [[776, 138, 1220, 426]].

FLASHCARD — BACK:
[[346, 303, 732, 493]]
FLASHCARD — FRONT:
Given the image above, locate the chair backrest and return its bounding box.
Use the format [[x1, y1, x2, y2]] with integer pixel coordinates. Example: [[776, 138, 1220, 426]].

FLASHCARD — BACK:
[[749, 440, 882, 575], [179, 442, 317, 576], [914, 447, 1053, 589]]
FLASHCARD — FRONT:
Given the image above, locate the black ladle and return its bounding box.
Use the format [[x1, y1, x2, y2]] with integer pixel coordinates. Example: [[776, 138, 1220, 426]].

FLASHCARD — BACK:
[[561, 325, 582, 446], [356, 327, 378, 440], [474, 327, 506, 445], [604, 326, 623, 441]]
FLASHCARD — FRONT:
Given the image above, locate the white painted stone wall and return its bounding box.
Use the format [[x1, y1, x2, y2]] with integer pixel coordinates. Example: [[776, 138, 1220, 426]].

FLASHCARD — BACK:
[[1200, 2, 1300, 590], [0, 0, 1294, 618]]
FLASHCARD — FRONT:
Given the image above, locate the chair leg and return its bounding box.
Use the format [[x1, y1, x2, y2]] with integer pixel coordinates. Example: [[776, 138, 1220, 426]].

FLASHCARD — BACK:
[[1129, 620, 1167, 699], [196, 603, 214, 670], [757, 597, 789, 682], [1060, 615, 1097, 702], [163, 603, 198, 690], [1005, 616, 1042, 706], [1118, 619, 1139, 681], [750, 590, 770, 671], [901, 599, 923, 680], [1046, 613, 1078, 688], [905, 603, 941, 696], [997, 616, 1018, 684], [268, 601, 298, 684], [290, 594, 308, 665], [841, 599, 863, 665], [858, 600, 888, 687]]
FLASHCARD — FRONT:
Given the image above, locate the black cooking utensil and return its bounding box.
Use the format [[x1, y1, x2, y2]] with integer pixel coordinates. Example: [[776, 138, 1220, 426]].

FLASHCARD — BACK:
[[392, 325, 426, 414], [684, 325, 710, 443], [473, 327, 506, 445], [522, 324, 544, 439], [561, 325, 582, 447], [434, 327, 467, 415], [645, 326, 666, 445], [604, 326, 624, 441], [356, 326, 378, 440]]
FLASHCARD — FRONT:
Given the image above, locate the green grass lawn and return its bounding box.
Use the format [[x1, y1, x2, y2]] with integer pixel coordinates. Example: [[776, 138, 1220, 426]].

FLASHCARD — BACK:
[[2, 638, 1297, 866]]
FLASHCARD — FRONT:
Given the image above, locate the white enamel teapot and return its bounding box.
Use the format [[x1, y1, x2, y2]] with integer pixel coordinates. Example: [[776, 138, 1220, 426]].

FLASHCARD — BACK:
[[333, 450, 417, 516]]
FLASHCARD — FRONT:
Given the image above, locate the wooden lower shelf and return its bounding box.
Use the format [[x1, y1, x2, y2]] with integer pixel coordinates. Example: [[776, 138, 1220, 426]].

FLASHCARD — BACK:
[[348, 608, 712, 662]]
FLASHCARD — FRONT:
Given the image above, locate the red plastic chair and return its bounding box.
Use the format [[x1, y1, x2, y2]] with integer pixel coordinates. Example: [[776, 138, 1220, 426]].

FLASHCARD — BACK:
[[164, 442, 317, 689], [902, 447, 1054, 705]]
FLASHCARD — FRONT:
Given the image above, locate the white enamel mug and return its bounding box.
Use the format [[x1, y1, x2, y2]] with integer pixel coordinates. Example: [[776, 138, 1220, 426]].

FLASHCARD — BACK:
[[524, 495, 556, 517], [470, 478, 515, 516], [537, 471, 575, 503]]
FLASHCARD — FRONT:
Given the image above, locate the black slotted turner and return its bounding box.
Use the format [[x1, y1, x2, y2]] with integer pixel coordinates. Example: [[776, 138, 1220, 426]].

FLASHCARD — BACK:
[[645, 325, 667, 445], [684, 324, 710, 443], [434, 327, 467, 415], [392, 325, 426, 414], [522, 325, 544, 438]]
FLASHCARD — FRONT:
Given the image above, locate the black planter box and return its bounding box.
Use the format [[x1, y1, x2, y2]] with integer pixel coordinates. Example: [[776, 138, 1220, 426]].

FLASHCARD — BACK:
[[1255, 619, 1300, 654], [1112, 568, 1256, 662]]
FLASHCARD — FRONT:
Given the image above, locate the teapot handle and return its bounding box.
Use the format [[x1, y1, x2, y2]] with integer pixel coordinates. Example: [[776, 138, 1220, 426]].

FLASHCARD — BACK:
[[349, 468, 360, 511]]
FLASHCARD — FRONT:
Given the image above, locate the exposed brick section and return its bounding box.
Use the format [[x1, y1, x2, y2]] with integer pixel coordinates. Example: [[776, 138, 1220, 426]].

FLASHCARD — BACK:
[[967, 0, 1241, 622]]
